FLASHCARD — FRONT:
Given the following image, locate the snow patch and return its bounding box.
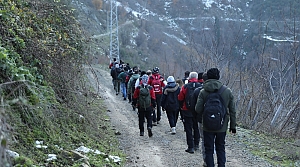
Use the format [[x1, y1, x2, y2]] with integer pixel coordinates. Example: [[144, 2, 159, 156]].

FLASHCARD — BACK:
[[163, 32, 187, 45]]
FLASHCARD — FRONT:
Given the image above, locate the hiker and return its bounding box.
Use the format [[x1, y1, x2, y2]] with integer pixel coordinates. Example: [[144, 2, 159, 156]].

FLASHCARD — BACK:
[[134, 71, 147, 88], [146, 70, 152, 76], [125, 69, 133, 102], [111, 63, 122, 95], [178, 72, 202, 154], [176, 78, 184, 125], [193, 72, 206, 165], [147, 67, 165, 125], [109, 58, 117, 69], [195, 68, 236, 167], [182, 71, 190, 84], [161, 76, 180, 134], [176, 79, 184, 88], [127, 66, 140, 111], [117, 67, 129, 100], [132, 74, 156, 137]]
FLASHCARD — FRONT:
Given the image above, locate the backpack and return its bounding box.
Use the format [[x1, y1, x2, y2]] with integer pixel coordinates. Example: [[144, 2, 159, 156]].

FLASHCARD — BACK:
[[151, 75, 162, 93], [138, 85, 151, 110], [184, 82, 202, 111], [203, 85, 227, 131]]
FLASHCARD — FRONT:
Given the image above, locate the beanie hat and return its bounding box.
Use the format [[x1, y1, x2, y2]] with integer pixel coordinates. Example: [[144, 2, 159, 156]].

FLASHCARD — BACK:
[[141, 74, 149, 85], [207, 68, 220, 80], [167, 76, 175, 83], [141, 71, 146, 76], [189, 72, 198, 79]]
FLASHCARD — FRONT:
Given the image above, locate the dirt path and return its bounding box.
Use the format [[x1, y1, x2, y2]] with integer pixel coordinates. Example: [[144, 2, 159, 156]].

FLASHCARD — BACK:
[[86, 65, 272, 167]]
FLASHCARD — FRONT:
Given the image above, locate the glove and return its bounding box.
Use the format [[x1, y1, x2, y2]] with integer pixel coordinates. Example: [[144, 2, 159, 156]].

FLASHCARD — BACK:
[[229, 128, 236, 134]]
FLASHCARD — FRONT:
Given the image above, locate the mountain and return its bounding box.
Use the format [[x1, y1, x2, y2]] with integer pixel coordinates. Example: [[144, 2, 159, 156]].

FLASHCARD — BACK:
[[76, 0, 300, 75]]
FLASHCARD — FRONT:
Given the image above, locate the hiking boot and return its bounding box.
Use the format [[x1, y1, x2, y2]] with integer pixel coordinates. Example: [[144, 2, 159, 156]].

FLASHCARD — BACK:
[[185, 148, 194, 154], [147, 127, 153, 137], [171, 127, 176, 134], [152, 122, 157, 126], [194, 145, 199, 151], [157, 121, 160, 124], [140, 132, 144, 136], [123, 97, 126, 100], [116, 92, 119, 95], [132, 105, 136, 111]]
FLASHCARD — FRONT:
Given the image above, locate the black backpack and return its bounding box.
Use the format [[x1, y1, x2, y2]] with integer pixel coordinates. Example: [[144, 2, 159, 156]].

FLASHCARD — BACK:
[[184, 82, 202, 111], [203, 85, 227, 131]]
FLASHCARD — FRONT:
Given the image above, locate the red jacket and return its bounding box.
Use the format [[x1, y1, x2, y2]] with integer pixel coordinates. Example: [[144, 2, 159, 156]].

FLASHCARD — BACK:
[[147, 73, 165, 95], [178, 78, 198, 111]]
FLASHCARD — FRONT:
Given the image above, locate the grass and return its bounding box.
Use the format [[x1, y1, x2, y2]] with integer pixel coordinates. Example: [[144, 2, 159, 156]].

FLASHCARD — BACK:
[[236, 128, 299, 166], [8, 91, 126, 166]]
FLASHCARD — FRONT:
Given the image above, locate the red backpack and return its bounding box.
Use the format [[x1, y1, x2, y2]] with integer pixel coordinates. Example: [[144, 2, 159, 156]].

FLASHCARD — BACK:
[[151, 75, 162, 93]]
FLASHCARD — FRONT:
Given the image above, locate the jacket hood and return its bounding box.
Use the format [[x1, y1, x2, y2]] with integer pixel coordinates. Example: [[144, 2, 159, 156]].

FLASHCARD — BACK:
[[203, 79, 223, 92], [164, 83, 179, 95], [131, 74, 140, 79], [166, 82, 177, 88]]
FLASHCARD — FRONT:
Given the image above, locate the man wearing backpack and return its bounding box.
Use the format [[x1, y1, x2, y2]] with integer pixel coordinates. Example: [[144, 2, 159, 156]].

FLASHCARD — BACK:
[[161, 76, 180, 134], [178, 72, 202, 154], [132, 75, 156, 137], [147, 67, 165, 125], [195, 68, 236, 167], [127, 66, 140, 111]]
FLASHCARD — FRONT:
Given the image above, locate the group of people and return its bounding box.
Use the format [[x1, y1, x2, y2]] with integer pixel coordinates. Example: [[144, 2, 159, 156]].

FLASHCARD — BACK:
[[109, 59, 237, 167]]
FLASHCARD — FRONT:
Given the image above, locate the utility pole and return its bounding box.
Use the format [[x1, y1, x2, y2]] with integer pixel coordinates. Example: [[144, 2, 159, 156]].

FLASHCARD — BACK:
[[109, 0, 120, 63]]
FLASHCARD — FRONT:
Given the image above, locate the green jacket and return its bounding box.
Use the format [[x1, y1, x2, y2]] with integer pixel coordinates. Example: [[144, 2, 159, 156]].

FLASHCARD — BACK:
[[195, 79, 236, 132], [127, 74, 140, 93], [117, 71, 127, 83]]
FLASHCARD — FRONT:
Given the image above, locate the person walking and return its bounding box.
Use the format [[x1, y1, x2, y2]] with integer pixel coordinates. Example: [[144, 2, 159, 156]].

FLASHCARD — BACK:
[[161, 76, 180, 134], [118, 67, 129, 100], [125, 69, 133, 103], [178, 72, 202, 154], [195, 68, 236, 167], [182, 71, 190, 84], [193, 72, 206, 166], [147, 67, 165, 125], [128, 66, 140, 111], [132, 75, 156, 137], [111, 63, 122, 95]]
